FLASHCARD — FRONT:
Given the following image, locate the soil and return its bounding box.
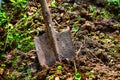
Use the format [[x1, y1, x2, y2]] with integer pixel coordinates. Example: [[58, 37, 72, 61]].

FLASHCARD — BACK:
[[0, 0, 120, 80]]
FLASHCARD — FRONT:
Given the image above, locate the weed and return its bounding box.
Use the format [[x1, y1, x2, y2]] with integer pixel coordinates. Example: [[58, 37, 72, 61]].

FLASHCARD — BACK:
[[0, 53, 6, 58], [88, 5, 97, 16], [10, 0, 28, 9], [4, 23, 34, 52], [0, 6, 42, 52], [88, 5, 96, 12], [68, 7, 73, 12], [106, 0, 120, 8], [74, 73, 82, 80], [25, 76, 31, 80], [9, 71, 20, 79], [97, 9, 114, 19], [86, 70, 95, 79], [73, 27, 79, 33], [88, 5, 114, 19], [47, 74, 55, 80], [73, 3, 78, 7], [57, 65, 63, 69], [51, 0, 57, 8], [105, 0, 120, 15], [77, 15, 81, 21], [109, 45, 119, 55], [62, 3, 69, 6], [0, 9, 11, 26], [27, 67, 31, 74], [113, 23, 120, 27]]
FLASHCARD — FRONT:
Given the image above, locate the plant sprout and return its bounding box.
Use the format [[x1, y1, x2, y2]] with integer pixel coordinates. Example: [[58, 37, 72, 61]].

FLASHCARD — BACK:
[[57, 65, 63, 69], [74, 73, 82, 80], [51, 0, 57, 8]]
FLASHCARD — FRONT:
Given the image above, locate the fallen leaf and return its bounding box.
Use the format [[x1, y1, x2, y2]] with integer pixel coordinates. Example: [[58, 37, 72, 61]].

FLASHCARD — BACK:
[[0, 68, 4, 75], [114, 36, 120, 42]]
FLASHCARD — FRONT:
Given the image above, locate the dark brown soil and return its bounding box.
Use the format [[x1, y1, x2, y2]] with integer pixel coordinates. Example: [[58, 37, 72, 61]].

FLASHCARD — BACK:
[[0, 0, 120, 80], [36, 0, 120, 79]]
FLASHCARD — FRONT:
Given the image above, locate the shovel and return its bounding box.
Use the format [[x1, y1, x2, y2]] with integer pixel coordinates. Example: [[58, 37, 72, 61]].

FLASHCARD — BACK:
[[34, 0, 75, 67]]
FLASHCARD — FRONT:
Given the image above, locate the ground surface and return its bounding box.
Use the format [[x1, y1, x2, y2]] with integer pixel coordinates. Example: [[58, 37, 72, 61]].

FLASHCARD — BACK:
[[0, 0, 120, 80]]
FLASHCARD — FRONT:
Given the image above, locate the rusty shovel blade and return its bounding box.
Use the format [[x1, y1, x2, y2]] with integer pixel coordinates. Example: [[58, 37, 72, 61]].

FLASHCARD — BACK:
[[34, 29, 75, 67], [34, 33, 56, 67], [53, 29, 75, 60]]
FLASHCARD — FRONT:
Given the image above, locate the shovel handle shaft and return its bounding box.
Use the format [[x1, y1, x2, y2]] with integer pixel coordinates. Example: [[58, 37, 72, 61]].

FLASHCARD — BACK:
[[39, 0, 58, 57], [39, 0, 53, 39], [39, 0, 54, 29]]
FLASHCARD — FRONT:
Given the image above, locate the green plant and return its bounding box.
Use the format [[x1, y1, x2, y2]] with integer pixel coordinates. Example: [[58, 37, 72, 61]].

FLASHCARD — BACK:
[[47, 65, 63, 80], [73, 27, 79, 33], [51, 0, 57, 8], [25, 76, 31, 80], [109, 44, 119, 55], [113, 23, 120, 27], [68, 7, 73, 12], [9, 71, 21, 80], [0, 9, 11, 26], [118, 13, 120, 17], [0, 0, 36, 52], [10, 0, 28, 9], [88, 5, 97, 16], [99, 9, 113, 19], [86, 71, 95, 79], [0, 53, 6, 58], [88, 5, 96, 12], [57, 65, 63, 69], [27, 67, 31, 74], [56, 65, 63, 74], [61, 3, 69, 6], [77, 15, 81, 21], [47, 74, 55, 80], [2, 11, 39, 52], [106, 0, 120, 8], [74, 73, 82, 80]]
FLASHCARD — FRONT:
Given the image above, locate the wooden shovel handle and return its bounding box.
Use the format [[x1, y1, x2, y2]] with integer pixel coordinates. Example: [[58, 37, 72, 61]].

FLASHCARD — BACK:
[[39, 0, 54, 29], [39, 0, 58, 57]]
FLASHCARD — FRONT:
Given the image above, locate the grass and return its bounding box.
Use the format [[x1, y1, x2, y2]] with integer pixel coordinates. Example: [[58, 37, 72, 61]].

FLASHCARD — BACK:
[[0, 0, 43, 52], [0, 0, 120, 79]]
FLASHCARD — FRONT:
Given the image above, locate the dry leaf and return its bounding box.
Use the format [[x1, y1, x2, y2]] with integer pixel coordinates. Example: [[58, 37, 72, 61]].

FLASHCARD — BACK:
[[0, 68, 4, 75]]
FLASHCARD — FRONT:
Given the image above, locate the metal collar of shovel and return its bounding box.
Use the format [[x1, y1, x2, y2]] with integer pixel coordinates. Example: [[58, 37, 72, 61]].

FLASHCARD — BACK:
[[34, 0, 75, 67]]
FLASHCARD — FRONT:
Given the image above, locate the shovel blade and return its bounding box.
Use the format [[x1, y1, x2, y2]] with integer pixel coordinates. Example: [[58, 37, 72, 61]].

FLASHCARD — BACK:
[[34, 30, 75, 67], [54, 30, 75, 60], [34, 33, 56, 67]]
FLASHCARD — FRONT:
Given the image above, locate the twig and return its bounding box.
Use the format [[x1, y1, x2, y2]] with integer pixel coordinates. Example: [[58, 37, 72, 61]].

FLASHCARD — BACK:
[[75, 43, 83, 57], [53, 19, 61, 27], [73, 60, 77, 73]]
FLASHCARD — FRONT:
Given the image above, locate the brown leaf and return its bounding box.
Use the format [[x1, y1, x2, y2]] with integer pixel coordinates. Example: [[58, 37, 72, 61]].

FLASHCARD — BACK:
[[0, 68, 4, 75], [114, 36, 120, 42]]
